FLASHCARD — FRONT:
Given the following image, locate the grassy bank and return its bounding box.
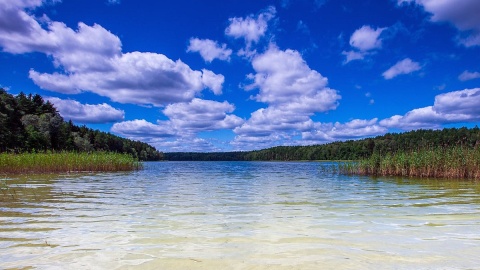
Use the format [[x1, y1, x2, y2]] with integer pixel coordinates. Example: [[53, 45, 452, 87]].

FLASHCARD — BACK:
[[0, 152, 142, 174], [339, 146, 480, 179]]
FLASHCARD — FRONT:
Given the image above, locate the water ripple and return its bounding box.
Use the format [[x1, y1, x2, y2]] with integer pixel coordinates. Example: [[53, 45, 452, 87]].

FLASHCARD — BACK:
[[1, 161, 480, 269]]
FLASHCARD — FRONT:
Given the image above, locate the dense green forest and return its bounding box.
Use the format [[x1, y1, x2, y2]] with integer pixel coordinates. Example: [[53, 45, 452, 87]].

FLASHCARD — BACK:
[[165, 127, 480, 161], [0, 89, 163, 161]]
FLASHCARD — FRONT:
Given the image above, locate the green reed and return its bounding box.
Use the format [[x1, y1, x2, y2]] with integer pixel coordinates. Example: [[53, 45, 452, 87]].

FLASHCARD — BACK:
[[0, 152, 142, 174], [339, 146, 480, 179]]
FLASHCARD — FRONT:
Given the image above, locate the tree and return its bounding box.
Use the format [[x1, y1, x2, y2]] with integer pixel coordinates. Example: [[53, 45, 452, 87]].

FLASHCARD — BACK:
[[0, 89, 163, 160]]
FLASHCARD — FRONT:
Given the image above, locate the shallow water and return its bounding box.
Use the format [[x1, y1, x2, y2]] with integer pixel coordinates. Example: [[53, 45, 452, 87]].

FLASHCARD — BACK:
[[1, 161, 480, 269]]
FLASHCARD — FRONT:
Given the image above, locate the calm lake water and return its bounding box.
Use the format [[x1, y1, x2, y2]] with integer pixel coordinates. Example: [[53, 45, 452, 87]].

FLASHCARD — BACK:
[[1, 161, 480, 269]]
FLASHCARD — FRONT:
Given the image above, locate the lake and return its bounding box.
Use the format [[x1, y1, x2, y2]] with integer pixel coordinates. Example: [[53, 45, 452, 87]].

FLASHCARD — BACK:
[[1, 161, 480, 269]]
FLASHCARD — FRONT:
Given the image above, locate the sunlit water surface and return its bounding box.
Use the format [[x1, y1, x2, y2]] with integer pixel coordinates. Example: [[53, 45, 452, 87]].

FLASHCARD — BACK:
[[1, 161, 480, 269]]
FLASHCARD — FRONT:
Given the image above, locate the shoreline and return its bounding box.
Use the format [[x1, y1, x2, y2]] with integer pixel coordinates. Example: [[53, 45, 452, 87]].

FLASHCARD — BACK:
[[0, 152, 142, 174]]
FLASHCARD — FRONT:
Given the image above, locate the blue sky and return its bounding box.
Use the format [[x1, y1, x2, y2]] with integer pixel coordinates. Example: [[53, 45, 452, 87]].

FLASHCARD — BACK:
[[1, 0, 480, 152]]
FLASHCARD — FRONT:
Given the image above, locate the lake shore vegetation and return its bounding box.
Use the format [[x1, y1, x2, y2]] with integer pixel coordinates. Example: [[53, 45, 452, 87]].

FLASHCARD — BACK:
[[339, 146, 480, 180], [0, 152, 141, 174]]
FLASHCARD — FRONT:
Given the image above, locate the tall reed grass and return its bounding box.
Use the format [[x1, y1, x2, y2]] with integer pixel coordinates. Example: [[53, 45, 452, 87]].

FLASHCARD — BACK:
[[339, 146, 480, 179], [0, 152, 142, 174]]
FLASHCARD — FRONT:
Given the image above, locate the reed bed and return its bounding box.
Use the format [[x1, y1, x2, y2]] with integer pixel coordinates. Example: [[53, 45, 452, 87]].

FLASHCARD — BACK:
[[0, 152, 142, 174], [340, 146, 480, 180]]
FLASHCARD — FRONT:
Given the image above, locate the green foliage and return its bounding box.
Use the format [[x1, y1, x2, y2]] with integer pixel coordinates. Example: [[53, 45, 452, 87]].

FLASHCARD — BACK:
[[340, 146, 480, 179], [0, 152, 141, 174], [0, 88, 163, 161]]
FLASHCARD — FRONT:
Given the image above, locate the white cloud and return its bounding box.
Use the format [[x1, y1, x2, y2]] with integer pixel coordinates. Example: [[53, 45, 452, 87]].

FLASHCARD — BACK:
[[350, 25, 386, 51], [29, 52, 223, 106], [0, 15, 122, 71], [302, 119, 387, 143], [150, 137, 221, 152], [0, 3, 224, 107], [459, 70, 480, 81], [111, 119, 175, 138], [379, 107, 443, 130], [201, 69, 224, 95], [111, 98, 244, 151], [233, 46, 341, 149], [225, 6, 276, 43], [163, 98, 244, 132], [342, 50, 367, 63], [113, 98, 244, 136], [111, 119, 229, 152], [46, 97, 125, 123], [380, 88, 480, 130], [246, 45, 339, 110], [343, 25, 386, 63], [433, 88, 480, 116], [382, 58, 421, 79], [234, 107, 314, 136], [0, 0, 52, 54], [187, 38, 232, 62], [399, 0, 480, 47], [231, 132, 294, 151]]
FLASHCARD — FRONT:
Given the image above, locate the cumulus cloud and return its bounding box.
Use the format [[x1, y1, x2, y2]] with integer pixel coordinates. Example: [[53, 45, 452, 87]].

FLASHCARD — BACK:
[[380, 88, 480, 129], [398, 0, 480, 47], [187, 38, 232, 62], [0, 3, 223, 107], [459, 70, 480, 81], [302, 118, 387, 143], [29, 52, 223, 106], [433, 88, 480, 116], [150, 137, 221, 152], [343, 25, 386, 63], [163, 98, 244, 132], [245, 46, 339, 110], [233, 46, 341, 149], [234, 107, 314, 137], [350, 25, 386, 51], [113, 98, 243, 137], [231, 132, 294, 151], [225, 6, 276, 56], [111, 119, 175, 138], [382, 58, 421, 79], [111, 98, 244, 151], [46, 97, 125, 123], [225, 6, 276, 43], [201, 69, 224, 95]]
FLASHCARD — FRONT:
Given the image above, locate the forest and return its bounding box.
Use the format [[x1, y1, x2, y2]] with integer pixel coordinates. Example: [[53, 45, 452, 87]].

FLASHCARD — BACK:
[[165, 127, 480, 161], [0, 89, 163, 161]]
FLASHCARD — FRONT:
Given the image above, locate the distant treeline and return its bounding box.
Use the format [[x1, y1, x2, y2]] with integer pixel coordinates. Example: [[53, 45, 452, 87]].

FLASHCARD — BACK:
[[165, 151, 248, 161], [165, 127, 480, 161], [0, 89, 163, 161]]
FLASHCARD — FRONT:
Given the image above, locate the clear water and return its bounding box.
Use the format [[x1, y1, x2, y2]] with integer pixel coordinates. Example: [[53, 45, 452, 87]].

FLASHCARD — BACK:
[[1, 161, 480, 269]]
